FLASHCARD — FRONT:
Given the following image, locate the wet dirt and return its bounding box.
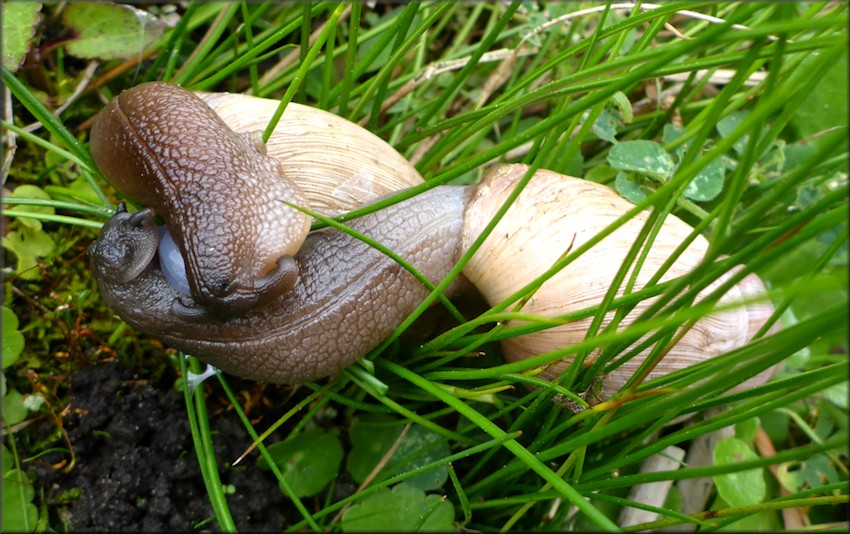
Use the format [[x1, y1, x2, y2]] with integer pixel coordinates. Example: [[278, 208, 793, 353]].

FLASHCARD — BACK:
[[35, 362, 288, 531]]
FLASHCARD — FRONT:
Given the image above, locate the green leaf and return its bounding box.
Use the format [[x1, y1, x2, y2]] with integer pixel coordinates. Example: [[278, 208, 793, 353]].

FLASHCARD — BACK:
[[662, 123, 685, 145], [713, 495, 781, 531], [592, 92, 633, 144], [592, 109, 621, 144], [614, 172, 646, 204], [62, 2, 165, 60], [2, 389, 29, 427], [585, 164, 617, 184], [341, 483, 455, 532], [607, 140, 675, 181], [347, 417, 401, 483], [256, 427, 343, 497], [758, 139, 786, 177], [734, 417, 760, 445], [1, 1, 41, 72], [777, 454, 841, 494], [2, 228, 56, 280], [683, 156, 725, 202], [791, 53, 848, 151], [2, 307, 25, 369], [662, 123, 694, 162], [2, 445, 13, 473], [2, 468, 38, 533], [609, 91, 633, 124], [821, 382, 848, 409], [10, 185, 53, 232], [762, 253, 847, 323], [347, 417, 450, 491], [713, 436, 766, 506], [761, 410, 791, 444], [716, 110, 749, 156], [388, 426, 450, 491]]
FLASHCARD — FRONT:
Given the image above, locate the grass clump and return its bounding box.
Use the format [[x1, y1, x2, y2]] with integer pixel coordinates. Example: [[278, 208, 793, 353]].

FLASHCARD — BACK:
[[2, 2, 847, 531]]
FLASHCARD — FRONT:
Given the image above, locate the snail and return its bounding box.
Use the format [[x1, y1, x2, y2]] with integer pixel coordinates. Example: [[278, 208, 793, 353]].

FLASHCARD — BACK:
[[90, 83, 310, 315], [89, 83, 425, 315], [88, 83, 777, 396]]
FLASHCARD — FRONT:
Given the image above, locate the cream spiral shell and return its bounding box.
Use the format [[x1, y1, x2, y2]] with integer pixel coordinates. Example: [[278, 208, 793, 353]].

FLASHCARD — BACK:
[[463, 164, 777, 396], [197, 92, 425, 214]]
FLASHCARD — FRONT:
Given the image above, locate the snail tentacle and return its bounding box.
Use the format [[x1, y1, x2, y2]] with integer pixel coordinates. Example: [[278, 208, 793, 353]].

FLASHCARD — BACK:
[[89, 205, 159, 284]]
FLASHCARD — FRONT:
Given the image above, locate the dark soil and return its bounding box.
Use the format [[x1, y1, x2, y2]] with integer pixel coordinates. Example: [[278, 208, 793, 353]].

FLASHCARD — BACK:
[[34, 362, 289, 532]]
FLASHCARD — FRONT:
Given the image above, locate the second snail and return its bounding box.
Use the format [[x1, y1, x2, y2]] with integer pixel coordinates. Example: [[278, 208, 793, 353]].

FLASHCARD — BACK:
[[88, 82, 778, 397]]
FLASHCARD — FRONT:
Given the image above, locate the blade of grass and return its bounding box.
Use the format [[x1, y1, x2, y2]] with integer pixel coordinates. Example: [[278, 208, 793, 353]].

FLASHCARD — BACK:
[[172, 2, 240, 86], [192, 3, 329, 91], [213, 375, 323, 531], [143, 0, 200, 83], [338, 1, 361, 116], [261, 4, 347, 143], [0, 197, 113, 218], [623, 494, 848, 532], [1, 210, 104, 229], [286, 200, 465, 322], [2, 68, 97, 174], [179, 355, 236, 532], [382, 359, 620, 531]]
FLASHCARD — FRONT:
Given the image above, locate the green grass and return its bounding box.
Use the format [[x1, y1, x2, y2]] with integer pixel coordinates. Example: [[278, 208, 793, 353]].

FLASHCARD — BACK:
[[2, 2, 848, 532]]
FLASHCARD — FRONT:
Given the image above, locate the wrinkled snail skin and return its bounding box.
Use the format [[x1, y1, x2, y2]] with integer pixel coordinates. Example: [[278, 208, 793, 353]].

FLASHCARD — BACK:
[[197, 92, 427, 215], [91, 164, 777, 390], [90, 186, 471, 384], [88, 204, 159, 285], [89, 84, 778, 391], [89, 82, 312, 315]]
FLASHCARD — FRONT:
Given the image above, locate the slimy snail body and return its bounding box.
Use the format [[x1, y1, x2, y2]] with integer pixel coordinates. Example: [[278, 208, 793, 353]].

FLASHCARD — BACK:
[[89, 83, 777, 395], [90, 83, 311, 315], [90, 186, 469, 384]]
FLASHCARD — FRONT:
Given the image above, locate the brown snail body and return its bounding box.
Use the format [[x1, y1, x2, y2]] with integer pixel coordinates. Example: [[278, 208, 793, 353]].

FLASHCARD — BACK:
[[89, 84, 777, 394], [90, 82, 311, 314], [90, 186, 469, 384]]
